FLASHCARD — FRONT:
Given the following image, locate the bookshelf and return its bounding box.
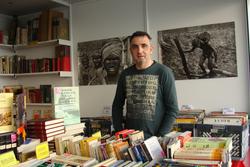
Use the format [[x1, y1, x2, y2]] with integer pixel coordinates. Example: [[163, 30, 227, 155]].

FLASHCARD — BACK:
[[0, 0, 74, 119]]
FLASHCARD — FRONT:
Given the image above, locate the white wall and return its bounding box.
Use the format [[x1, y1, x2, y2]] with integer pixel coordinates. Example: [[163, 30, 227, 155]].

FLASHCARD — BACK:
[[72, 0, 250, 117]]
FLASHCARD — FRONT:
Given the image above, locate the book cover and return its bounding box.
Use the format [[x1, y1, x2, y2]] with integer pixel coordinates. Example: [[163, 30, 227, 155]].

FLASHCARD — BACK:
[[54, 87, 80, 126], [144, 136, 166, 160], [0, 93, 14, 133]]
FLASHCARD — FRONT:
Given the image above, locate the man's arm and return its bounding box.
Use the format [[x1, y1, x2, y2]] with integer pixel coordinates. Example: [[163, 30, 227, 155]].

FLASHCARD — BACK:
[[158, 70, 179, 136], [112, 74, 126, 132]]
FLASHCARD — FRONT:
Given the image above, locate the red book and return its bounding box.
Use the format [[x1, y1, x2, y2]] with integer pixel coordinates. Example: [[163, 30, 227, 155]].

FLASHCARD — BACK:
[[27, 125, 64, 134], [115, 129, 135, 139], [27, 118, 64, 126], [27, 122, 64, 130], [61, 55, 70, 71], [28, 129, 65, 138]]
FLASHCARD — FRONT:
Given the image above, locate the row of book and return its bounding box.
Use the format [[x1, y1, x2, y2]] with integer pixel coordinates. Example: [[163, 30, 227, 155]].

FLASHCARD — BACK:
[[0, 45, 70, 74], [2, 84, 52, 104], [26, 118, 85, 142], [175, 109, 248, 126], [8, 9, 69, 45]]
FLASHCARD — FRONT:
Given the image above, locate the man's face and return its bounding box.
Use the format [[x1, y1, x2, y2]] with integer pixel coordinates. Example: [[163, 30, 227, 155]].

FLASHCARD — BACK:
[[92, 54, 102, 68], [103, 54, 121, 75], [130, 35, 153, 67]]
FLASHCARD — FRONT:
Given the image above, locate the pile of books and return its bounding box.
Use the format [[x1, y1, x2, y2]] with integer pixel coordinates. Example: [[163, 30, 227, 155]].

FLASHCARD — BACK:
[[64, 122, 85, 136], [175, 109, 205, 124], [26, 118, 65, 142]]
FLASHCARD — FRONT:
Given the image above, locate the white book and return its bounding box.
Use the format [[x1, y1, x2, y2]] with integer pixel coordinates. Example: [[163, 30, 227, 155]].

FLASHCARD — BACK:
[[65, 123, 85, 131], [144, 136, 166, 160], [65, 127, 84, 136]]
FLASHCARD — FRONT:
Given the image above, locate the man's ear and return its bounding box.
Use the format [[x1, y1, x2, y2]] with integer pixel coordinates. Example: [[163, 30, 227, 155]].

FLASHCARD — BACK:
[[150, 45, 154, 54]]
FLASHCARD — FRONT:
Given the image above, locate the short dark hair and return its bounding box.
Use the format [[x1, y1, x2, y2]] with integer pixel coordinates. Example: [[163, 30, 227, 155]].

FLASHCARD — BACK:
[[130, 31, 152, 43]]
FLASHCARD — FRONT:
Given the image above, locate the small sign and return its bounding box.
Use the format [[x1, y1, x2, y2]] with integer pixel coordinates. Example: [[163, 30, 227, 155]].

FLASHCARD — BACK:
[[36, 142, 49, 160], [0, 151, 19, 167]]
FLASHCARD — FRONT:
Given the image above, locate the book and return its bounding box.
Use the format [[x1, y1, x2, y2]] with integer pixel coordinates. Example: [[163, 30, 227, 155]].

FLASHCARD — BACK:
[[27, 118, 64, 126], [115, 129, 135, 139], [40, 84, 52, 103], [27, 122, 64, 130], [183, 137, 232, 150], [17, 138, 40, 153], [203, 116, 244, 126], [163, 158, 223, 167], [144, 136, 166, 160], [173, 147, 223, 161], [0, 93, 14, 134], [65, 127, 84, 136], [65, 123, 85, 131], [52, 154, 98, 167], [27, 125, 64, 134], [128, 130, 144, 146], [28, 129, 65, 138], [47, 10, 64, 40]]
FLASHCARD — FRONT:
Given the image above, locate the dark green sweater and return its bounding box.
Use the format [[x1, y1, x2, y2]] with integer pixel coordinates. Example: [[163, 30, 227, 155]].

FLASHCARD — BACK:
[[112, 61, 179, 139]]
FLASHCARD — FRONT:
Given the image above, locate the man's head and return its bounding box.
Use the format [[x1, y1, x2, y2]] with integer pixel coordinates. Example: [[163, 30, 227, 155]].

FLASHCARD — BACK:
[[102, 39, 123, 76], [129, 31, 153, 69], [91, 50, 102, 69]]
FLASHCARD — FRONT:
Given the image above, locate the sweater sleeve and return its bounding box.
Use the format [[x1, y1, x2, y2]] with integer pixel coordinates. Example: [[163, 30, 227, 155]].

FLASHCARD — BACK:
[[112, 73, 126, 132], [158, 69, 179, 136]]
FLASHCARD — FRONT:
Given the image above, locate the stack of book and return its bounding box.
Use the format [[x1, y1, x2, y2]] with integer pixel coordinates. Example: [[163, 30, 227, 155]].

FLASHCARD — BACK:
[[175, 109, 205, 124], [203, 111, 248, 126], [26, 118, 65, 142], [64, 122, 85, 136], [172, 137, 233, 167]]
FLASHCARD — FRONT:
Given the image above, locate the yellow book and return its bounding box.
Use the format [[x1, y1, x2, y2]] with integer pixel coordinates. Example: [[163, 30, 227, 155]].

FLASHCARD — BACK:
[[0, 93, 13, 133], [79, 136, 98, 157]]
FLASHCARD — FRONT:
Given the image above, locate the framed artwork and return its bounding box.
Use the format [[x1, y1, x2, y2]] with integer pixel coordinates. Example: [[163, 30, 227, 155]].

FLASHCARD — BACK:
[[158, 22, 237, 80], [78, 36, 132, 85]]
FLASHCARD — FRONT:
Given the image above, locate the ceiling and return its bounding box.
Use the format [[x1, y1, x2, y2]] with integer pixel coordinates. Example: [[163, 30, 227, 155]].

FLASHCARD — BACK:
[[0, 0, 87, 16]]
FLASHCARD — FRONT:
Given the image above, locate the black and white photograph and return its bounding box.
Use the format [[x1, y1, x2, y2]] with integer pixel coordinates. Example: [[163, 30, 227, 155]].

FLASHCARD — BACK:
[[78, 36, 132, 85], [158, 22, 237, 80]]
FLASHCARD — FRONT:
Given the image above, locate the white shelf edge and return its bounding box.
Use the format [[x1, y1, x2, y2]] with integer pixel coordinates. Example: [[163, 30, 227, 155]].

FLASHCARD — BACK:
[[27, 103, 53, 106], [51, 0, 70, 7], [14, 39, 72, 50], [0, 73, 15, 77], [0, 44, 13, 49], [14, 71, 72, 77]]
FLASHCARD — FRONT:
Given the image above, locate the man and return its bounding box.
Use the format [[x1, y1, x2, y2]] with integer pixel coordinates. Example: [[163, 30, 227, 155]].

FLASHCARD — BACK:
[[112, 31, 179, 139], [102, 38, 123, 84]]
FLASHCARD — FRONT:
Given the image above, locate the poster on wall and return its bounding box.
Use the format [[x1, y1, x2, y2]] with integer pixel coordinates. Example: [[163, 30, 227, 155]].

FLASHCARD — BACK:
[[78, 36, 132, 85], [54, 87, 80, 125], [158, 21, 237, 80]]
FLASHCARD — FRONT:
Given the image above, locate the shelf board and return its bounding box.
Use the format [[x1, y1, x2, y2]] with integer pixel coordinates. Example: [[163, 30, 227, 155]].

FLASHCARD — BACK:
[[27, 103, 53, 106], [0, 73, 15, 77], [0, 44, 13, 50], [14, 39, 72, 50], [15, 71, 72, 77]]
